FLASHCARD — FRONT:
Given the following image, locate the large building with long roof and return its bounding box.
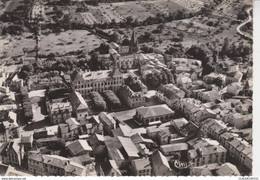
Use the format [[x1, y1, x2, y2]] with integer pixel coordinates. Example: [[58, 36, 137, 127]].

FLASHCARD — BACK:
[[71, 68, 124, 98]]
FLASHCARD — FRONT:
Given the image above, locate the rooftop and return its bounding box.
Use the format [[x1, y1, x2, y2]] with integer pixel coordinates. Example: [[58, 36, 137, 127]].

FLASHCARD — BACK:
[[152, 150, 171, 170], [136, 104, 174, 119], [49, 101, 72, 112], [66, 140, 92, 156], [216, 163, 241, 176], [99, 112, 116, 128], [69, 91, 89, 111], [198, 145, 226, 156], [131, 158, 151, 171], [118, 136, 139, 158], [72, 69, 122, 82], [160, 143, 188, 153], [65, 118, 80, 131]]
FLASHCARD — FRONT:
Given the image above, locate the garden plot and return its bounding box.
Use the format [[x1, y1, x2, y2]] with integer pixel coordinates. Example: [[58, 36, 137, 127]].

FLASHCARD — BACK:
[[98, 4, 124, 23], [154, 0, 189, 13], [172, 0, 204, 12], [140, 1, 171, 16], [112, 1, 155, 22], [81, 12, 98, 25], [88, 6, 109, 24]]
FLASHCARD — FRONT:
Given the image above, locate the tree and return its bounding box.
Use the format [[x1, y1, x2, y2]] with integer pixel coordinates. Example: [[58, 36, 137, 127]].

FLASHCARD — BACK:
[[186, 44, 213, 76], [186, 44, 211, 62], [220, 37, 230, 57], [89, 52, 100, 70], [138, 32, 154, 43], [126, 16, 134, 25], [176, 10, 185, 20], [98, 43, 109, 54], [102, 90, 121, 108], [1, 25, 24, 35], [18, 65, 32, 80], [165, 44, 186, 58], [146, 73, 161, 89], [152, 23, 165, 34], [90, 92, 106, 111], [110, 32, 120, 43], [60, 14, 71, 30], [212, 77, 222, 87], [122, 38, 130, 46], [140, 45, 155, 53]]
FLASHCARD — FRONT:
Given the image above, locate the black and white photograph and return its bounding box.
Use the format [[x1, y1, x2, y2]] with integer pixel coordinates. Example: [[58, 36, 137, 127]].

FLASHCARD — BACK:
[[0, 0, 255, 177]]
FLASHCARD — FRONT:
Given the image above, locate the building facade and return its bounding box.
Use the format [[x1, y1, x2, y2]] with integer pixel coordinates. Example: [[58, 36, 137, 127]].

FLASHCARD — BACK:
[[47, 101, 72, 124]]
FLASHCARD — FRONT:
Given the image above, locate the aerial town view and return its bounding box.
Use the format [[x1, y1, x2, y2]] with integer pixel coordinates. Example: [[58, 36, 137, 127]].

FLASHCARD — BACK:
[[0, 0, 253, 177]]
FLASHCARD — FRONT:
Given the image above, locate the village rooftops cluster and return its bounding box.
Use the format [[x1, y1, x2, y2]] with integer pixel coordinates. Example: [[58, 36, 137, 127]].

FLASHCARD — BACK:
[[0, 3, 253, 175]]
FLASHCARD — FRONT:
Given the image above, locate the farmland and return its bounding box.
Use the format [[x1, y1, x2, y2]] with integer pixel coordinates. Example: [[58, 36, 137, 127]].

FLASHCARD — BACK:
[[68, 0, 206, 25], [106, 8, 249, 53]]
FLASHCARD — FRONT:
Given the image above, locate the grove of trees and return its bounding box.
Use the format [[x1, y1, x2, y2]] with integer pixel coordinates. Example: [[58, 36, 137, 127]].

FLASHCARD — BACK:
[[102, 90, 121, 108], [89, 92, 106, 111], [145, 69, 174, 89]]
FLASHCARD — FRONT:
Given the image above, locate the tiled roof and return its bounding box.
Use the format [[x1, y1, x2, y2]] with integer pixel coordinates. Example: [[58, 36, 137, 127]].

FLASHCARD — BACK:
[[130, 133, 154, 144], [118, 136, 139, 158], [20, 135, 33, 144], [28, 151, 43, 162], [131, 158, 151, 171], [136, 104, 174, 118], [0, 142, 8, 156], [188, 149, 198, 159], [152, 150, 171, 170], [198, 145, 226, 156], [99, 112, 116, 128], [71, 154, 93, 165], [171, 118, 189, 130], [69, 91, 88, 111], [160, 143, 188, 153], [216, 163, 240, 176], [100, 160, 121, 176], [0, 164, 9, 176], [65, 118, 80, 131], [43, 155, 69, 168], [64, 161, 86, 176], [70, 70, 81, 82], [59, 124, 69, 134], [66, 140, 92, 156]]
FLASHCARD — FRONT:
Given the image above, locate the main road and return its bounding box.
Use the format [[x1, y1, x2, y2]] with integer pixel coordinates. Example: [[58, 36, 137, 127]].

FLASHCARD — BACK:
[[236, 7, 253, 40]]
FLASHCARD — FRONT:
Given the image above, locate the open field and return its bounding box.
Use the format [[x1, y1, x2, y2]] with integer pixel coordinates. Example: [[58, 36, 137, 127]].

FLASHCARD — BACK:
[[0, 33, 35, 58], [39, 30, 102, 55], [0, 30, 103, 58]]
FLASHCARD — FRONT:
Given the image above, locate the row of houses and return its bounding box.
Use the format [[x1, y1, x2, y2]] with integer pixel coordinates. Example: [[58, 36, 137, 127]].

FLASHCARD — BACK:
[[201, 118, 252, 172], [28, 151, 95, 176]]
